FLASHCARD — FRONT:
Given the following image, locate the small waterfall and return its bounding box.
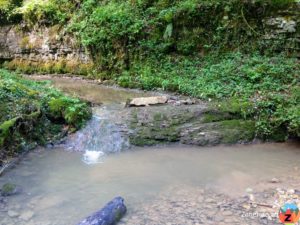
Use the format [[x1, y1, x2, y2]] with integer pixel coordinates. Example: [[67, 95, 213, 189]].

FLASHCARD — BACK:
[[64, 106, 129, 164]]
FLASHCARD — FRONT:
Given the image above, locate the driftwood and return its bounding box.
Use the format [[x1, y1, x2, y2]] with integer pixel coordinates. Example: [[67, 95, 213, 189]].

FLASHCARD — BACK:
[[77, 197, 127, 225]]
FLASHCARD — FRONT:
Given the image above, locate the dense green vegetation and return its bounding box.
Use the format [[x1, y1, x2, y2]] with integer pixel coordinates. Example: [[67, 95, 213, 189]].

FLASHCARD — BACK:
[[68, 0, 297, 72], [0, 0, 299, 143], [0, 69, 91, 165], [119, 53, 299, 140], [2, 0, 298, 57], [0, 0, 75, 24]]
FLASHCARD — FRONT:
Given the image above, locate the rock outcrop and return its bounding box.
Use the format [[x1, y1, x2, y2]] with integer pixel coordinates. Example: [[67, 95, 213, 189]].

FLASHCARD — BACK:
[[0, 25, 93, 74], [0, 25, 90, 62], [262, 4, 300, 56], [0, 4, 298, 67], [126, 104, 256, 146]]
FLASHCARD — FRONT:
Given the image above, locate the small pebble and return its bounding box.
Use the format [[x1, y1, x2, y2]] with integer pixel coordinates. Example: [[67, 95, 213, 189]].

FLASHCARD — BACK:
[[7, 210, 19, 218], [19, 210, 34, 221], [246, 188, 253, 193], [270, 178, 280, 183]]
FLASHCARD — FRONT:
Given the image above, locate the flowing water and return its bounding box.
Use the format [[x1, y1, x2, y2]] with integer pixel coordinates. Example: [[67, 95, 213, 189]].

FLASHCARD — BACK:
[[0, 77, 300, 225], [64, 106, 130, 164]]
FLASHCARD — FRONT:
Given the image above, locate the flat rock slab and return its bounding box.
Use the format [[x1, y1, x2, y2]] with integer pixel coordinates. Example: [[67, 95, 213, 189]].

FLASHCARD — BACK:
[[129, 96, 168, 107], [126, 104, 255, 146]]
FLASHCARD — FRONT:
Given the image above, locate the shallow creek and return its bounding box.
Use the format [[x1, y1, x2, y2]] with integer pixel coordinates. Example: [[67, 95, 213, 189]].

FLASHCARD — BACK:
[[0, 76, 300, 225]]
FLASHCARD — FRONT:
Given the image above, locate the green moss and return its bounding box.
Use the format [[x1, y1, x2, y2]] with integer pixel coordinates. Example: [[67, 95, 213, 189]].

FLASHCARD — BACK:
[[0, 118, 18, 146], [153, 113, 167, 121], [4, 59, 94, 76], [215, 98, 254, 118], [48, 98, 66, 118], [20, 36, 30, 49], [202, 111, 235, 123], [220, 120, 256, 144], [129, 108, 194, 146]]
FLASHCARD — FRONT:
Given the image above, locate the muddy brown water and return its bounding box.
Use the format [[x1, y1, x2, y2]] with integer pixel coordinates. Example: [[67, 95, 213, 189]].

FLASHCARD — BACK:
[[0, 76, 299, 225], [1, 143, 300, 225], [28, 75, 152, 104]]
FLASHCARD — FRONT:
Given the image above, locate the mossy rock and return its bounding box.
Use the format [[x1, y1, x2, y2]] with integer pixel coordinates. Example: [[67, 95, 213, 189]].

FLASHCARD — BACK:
[[1, 183, 22, 196], [220, 120, 256, 144], [128, 105, 197, 146], [213, 98, 255, 118], [181, 119, 256, 146]]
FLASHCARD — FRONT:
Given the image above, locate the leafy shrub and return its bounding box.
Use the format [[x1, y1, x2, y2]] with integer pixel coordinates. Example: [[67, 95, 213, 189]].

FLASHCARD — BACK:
[[14, 0, 77, 26], [48, 97, 91, 128], [0, 0, 22, 23], [70, 1, 144, 71]]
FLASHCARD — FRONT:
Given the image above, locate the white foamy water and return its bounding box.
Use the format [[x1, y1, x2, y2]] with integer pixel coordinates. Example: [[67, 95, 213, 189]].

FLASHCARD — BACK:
[[64, 107, 129, 164], [82, 150, 106, 164]]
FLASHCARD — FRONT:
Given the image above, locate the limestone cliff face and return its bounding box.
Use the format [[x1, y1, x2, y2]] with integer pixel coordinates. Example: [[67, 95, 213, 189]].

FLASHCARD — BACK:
[[0, 5, 299, 65], [0, 25, 91, 63], [262, 4, 300, 55]]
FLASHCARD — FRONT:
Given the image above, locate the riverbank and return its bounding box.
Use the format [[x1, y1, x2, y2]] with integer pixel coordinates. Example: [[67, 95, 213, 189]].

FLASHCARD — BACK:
[[25, 75, 300, 147], [0, 70, 92, 168], [3, 52, 300, 143], [25, 75, 260, 147]]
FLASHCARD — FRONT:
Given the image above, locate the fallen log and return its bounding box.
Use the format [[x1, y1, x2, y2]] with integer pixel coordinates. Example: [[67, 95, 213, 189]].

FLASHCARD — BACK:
[[77, 197, 127, 225]]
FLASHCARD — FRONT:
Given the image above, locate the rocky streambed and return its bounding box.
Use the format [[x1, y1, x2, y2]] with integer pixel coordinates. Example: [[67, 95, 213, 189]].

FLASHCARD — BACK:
[[28, 76, 257, 148]]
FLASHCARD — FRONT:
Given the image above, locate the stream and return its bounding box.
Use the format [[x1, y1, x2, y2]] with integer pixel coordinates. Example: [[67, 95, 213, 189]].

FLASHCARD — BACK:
[[0, 76, 300, 225]]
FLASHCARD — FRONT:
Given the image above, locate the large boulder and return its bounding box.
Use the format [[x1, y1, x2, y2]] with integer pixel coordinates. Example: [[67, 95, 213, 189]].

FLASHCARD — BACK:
[[129, 96, 168, 107], [127, 104, 256, 146], [77, 197, 127, 225]]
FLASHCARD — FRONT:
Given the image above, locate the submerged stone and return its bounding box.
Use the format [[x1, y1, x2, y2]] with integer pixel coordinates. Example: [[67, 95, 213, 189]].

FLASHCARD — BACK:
[[19, 210, 34, 221], [1, 183, 21, 196], [77, 197, 127, 225], [7, 210, 19, 218]]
